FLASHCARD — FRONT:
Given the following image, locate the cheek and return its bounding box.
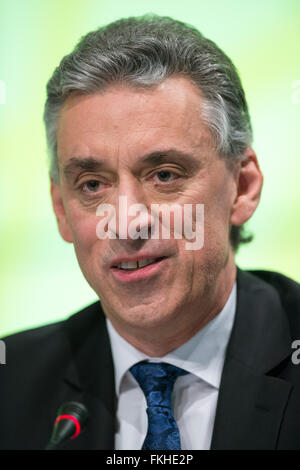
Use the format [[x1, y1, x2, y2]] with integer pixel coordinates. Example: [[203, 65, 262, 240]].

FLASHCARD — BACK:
[[67, 209, 99, 255], [183, 199, 231, 275], [180, 197, 229, 251], [203, 182, 233, 246], [204, 212, 229, 245]]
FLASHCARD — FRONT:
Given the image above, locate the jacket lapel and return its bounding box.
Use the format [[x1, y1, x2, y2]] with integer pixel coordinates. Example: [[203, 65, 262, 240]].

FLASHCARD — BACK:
[[59, 301, 116, 450], [210, 268, 293, 449]]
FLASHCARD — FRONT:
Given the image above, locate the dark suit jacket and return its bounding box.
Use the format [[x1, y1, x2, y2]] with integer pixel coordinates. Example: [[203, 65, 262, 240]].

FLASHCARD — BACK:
[[0, 267, 300, 450]]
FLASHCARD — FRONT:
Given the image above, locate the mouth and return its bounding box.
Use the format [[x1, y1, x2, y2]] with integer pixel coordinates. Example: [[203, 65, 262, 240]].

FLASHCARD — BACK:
[[110, 256, 168, 283], [112, 257, 166, 270]]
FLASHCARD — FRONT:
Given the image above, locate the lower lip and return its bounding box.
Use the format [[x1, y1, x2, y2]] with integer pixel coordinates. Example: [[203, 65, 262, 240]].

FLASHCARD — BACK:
[[110, 258, 167, 283]]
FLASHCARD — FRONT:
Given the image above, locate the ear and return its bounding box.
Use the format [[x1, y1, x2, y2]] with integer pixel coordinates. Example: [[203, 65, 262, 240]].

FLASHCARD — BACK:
[[50, 180, 73, 243], [230, 147, 264, 226]]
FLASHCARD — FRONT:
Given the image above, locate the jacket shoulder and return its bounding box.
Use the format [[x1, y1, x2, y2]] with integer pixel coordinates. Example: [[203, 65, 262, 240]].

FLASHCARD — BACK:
[[1, 300, 102, 362], [0, 300, 104, 449], [241, 268, 300, 334], [245, 269, 300, 305]]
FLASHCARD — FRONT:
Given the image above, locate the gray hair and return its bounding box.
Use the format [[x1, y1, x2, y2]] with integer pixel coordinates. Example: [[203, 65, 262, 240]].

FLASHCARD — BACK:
[[43, 14, 254, 251]]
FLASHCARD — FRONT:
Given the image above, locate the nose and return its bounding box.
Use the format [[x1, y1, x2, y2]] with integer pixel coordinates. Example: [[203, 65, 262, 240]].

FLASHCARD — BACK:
[[113, 178, 155, 241], [115, 196, 154, 240]]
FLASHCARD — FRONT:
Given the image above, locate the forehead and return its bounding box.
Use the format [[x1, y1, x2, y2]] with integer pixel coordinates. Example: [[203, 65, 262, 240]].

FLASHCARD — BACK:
[[56, 76, 214, 165]]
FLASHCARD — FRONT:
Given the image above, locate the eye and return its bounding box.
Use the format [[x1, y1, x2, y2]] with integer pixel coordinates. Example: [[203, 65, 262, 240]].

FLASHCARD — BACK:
[[81, 180, 102, 193], [154, 170, 179, 183]]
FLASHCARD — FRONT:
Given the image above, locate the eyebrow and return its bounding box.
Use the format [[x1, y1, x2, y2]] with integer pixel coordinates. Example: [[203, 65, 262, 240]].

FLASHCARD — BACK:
[[63, 149, 202, 180], [63, 157, 106, 179], [137, 149, 202, 170]]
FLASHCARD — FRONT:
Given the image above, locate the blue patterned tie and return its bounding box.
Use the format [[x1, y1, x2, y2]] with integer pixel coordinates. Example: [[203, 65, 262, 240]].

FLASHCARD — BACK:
[[130, 361, 188, 450]]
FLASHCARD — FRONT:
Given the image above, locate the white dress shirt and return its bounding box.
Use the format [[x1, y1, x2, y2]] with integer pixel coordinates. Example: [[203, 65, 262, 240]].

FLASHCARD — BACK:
[[106, 281, 237, 450]]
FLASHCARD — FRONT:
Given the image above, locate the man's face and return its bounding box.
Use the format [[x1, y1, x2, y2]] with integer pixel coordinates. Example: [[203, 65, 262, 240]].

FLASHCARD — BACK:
[[52, 76, 248, 344]]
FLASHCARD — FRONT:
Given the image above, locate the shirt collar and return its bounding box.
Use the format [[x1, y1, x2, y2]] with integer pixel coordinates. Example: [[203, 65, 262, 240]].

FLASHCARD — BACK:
[[106, 281, 236, 394]]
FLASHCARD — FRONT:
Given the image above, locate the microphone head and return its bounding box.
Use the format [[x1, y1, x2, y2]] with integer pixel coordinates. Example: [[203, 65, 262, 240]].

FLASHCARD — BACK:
[[46, 401, 89, 450]]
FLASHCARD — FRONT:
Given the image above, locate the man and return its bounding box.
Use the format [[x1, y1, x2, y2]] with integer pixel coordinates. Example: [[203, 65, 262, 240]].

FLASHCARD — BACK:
[[0, 14, 299, 450]]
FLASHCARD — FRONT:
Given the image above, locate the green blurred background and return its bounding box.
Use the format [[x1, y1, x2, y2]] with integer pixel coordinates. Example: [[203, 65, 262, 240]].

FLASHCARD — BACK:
[[0, 0, 299, 337]]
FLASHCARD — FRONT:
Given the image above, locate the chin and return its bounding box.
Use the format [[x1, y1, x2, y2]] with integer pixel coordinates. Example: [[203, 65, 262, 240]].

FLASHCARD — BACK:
[[116, 304, 176, 329]]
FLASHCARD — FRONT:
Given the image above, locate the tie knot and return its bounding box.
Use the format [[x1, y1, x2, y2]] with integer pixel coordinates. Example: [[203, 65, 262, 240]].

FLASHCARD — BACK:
[[130, 361, 188, 408]]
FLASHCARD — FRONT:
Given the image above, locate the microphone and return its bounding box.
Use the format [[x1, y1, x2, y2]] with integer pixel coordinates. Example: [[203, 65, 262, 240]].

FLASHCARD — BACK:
[[45, 401, 89, 450]]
